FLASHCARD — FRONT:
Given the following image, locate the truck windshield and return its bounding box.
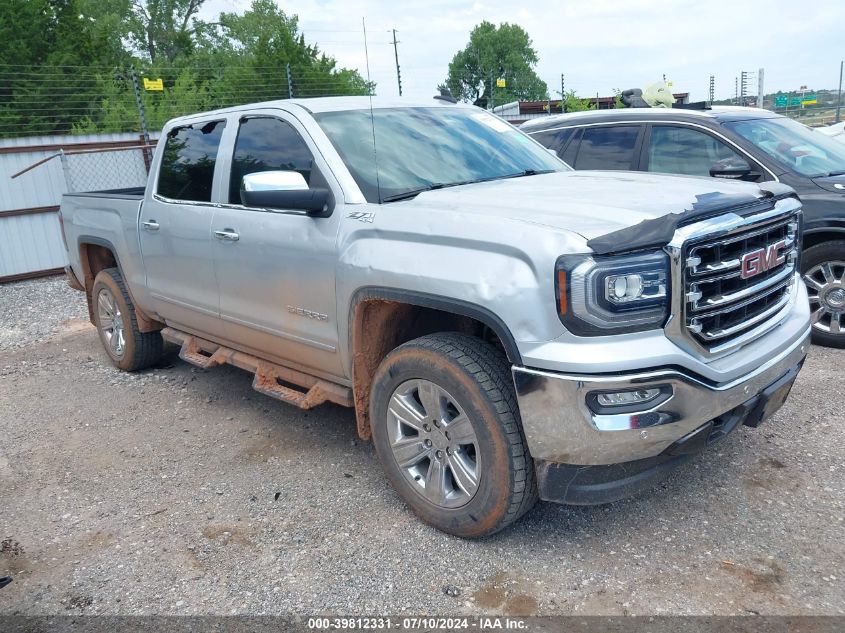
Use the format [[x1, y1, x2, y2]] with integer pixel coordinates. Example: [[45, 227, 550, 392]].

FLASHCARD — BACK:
[[724, 116, 845, 178], [314, 106, 567, 203]]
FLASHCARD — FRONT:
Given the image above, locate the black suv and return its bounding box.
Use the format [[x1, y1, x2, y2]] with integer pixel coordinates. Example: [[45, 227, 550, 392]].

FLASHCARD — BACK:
[[523, 107, 845, 347]]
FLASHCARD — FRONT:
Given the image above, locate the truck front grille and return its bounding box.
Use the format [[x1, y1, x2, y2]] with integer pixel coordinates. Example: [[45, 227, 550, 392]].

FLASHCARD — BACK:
[[683, 212, 799, 350]]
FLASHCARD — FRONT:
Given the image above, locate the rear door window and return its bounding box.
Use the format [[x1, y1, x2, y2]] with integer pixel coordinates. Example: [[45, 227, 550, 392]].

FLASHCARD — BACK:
[[157, 120, 226, 202], [573, 125, 641, 170], [647, 125, 744, 176]]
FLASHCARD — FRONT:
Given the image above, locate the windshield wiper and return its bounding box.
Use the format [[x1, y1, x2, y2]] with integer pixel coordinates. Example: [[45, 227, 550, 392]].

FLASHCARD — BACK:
[[381, 183, 450, 203], [501, 169, 556, 179], [826, 170, 845, 177]]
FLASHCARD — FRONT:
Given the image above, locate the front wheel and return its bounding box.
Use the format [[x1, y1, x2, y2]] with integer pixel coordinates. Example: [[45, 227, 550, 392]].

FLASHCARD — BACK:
[[802, 241, 845, 348], [92, 268, 164, 370], [370, 333, 537, 537]]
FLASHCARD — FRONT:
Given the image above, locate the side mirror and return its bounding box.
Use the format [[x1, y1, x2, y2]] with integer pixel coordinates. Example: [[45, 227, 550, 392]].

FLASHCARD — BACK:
[[240, 170, 331, 216], [709, 157, 754, 180]]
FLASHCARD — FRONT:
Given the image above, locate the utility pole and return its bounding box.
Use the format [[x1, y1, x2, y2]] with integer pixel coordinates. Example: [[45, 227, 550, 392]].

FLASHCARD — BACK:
[[837, 60, 843, 123], [740, 71, 749, 106], [560, 74, 565, 112], [757, 68, 765, 109], [391, 29, 402, 97], [709, 75, 715, 103], [735, 77, 739, 105]]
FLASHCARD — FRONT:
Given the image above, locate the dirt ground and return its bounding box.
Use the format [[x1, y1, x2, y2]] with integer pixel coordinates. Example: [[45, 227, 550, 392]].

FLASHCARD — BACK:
[[0, 279, 843, 616]]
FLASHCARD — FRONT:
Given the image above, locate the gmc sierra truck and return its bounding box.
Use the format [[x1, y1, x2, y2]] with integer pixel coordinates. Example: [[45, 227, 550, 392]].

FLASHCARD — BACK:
[[59, 97, 811, 537]]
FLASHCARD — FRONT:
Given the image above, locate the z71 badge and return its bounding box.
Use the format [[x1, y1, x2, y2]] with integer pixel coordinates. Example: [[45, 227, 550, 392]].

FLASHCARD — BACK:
[[347, 211, 375, 223]]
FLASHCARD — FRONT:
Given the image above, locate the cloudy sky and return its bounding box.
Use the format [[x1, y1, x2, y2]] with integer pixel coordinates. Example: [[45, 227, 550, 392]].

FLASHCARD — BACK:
[[202, 0, 845, 103]]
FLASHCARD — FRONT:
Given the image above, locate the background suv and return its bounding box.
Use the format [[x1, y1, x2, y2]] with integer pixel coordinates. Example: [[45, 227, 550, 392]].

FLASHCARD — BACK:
[[523, 107, 845, 348]]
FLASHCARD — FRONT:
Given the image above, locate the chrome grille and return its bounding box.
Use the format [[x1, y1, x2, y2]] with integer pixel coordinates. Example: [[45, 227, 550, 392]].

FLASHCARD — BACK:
[[683, 212, 799, 349]]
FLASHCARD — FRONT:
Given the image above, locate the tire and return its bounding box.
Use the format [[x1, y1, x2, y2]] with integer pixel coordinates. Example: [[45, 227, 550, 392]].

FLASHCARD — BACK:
[[801, 241, 845, 348], [370, 333, 538, 537], [91, 267, 164, 371]]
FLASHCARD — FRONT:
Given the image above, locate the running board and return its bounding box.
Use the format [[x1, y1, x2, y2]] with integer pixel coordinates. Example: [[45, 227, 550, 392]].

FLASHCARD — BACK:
[[161, 327, 352, 410]]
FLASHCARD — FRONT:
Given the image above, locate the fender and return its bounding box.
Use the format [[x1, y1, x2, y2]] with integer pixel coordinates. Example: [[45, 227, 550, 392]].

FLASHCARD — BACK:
[[349, 286, 522, 365], [75, 235, 162, 333]]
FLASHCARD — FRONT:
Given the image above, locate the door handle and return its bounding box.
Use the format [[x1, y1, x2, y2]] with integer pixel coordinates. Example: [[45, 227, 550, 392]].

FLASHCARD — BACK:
[[213, 229, 239, 242], [142, 220, 160, 231]]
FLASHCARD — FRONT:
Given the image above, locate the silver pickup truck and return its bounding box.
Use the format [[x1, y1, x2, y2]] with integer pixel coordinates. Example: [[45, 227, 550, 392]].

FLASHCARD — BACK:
[[60, 97, 811, 537]]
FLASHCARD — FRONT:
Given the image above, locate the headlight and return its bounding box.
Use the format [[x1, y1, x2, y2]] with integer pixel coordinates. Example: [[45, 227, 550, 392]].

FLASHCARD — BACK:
[[556, 251, 670, 335]]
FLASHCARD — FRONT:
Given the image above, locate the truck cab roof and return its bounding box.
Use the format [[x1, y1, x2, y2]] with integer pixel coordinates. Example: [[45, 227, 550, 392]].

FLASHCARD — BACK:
[[166, 96, 473, 127]]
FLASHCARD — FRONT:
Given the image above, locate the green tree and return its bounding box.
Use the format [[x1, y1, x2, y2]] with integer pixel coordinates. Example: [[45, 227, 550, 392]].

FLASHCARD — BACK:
[[127, 0, 209, 63], [198, 0, 372, 100], [0, 0, 374, 137], [611, 88, 625, 109], [0, 0, 131, 136], [444, 22, 548, 108], [567, 91, 595, 112]]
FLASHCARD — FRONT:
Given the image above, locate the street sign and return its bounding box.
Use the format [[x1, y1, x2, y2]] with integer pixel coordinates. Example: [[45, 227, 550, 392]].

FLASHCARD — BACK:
[[143, 78, 164, 91], [775, 93, 816, 108], [496, 78, 506, 88]]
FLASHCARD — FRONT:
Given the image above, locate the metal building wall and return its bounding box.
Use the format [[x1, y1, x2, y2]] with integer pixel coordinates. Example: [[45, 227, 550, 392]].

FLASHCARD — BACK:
[[0, 132, 152, 282], [0, 210, 67, 281]]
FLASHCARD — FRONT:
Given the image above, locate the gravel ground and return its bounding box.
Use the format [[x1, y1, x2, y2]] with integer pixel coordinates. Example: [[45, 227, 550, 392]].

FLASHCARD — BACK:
[[0, 276, 88, 351], [0, 276, 843, 616]]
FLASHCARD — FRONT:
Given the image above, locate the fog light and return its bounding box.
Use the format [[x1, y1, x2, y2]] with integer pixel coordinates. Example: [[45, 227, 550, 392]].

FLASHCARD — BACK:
[[596, 388, 661, 407]]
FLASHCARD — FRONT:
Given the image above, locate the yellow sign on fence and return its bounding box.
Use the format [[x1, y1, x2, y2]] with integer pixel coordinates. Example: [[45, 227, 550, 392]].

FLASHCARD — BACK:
[[496, 78, 506, 88], [143, 78, 164, 91]]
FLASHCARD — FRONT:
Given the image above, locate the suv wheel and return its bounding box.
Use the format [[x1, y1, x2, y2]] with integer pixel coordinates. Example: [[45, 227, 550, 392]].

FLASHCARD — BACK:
[[802, 241, 845, 348], [92, 268, 165, 370], [370, 333, 537, 537]]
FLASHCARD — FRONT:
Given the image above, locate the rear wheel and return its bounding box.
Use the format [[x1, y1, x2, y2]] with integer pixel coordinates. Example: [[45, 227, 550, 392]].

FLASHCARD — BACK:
[[801, 241, 845, 348], [92, 268, 164, 370], [370, 333, 537, 537]]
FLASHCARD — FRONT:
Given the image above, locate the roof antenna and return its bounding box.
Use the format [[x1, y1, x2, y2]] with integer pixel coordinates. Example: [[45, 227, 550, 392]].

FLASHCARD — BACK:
[[363, 17, 382, 203]]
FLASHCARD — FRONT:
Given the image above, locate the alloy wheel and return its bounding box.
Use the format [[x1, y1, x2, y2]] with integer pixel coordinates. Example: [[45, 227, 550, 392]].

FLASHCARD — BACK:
[[386, 379, 481, 509], [804, 260, 845, 336], [97, 287, 126, 358]]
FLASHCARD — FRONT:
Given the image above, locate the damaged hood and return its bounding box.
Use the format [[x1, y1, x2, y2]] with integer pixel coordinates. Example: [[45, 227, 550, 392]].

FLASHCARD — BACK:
[[397, 170, 789, 246]]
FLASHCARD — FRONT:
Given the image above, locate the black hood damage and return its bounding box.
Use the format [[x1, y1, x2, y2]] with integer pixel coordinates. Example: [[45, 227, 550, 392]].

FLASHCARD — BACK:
[[586, 182, 797, 255]]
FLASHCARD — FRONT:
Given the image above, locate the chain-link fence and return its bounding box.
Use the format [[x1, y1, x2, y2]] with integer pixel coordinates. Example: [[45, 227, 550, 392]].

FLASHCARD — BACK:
[[59, 145, 154, 193], [11, 144, 155, 194]]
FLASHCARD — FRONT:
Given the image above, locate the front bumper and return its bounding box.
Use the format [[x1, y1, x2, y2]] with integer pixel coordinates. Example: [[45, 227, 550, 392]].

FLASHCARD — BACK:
[[512, 327, 810, 467]]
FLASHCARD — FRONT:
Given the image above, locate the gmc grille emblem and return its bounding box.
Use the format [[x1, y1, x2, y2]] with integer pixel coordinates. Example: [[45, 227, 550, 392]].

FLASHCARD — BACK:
[[740, 239, 787, 279]]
